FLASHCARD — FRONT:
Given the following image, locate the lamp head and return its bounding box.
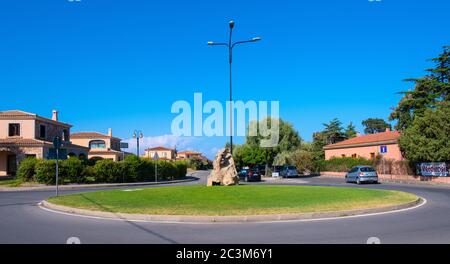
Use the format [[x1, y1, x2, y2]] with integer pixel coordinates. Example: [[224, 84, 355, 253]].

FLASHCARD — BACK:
[[229, 20, 235, 29], [207, 41, 214, 45], [252, 37, 261, 42]]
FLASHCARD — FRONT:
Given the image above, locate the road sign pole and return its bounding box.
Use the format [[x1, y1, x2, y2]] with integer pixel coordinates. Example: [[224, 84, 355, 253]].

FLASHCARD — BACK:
[[56, 148, 59, 197], [155, 162, 158, 183]]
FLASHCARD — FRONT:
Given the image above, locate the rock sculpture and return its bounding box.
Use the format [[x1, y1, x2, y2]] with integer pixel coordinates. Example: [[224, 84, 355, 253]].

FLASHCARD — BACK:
[[207, 148, 239, 186]]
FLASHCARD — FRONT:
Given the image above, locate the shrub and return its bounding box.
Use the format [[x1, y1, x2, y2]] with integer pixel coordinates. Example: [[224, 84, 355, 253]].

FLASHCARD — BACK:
[[93, 159, 123, 183], [17, 157, 38, 182], [174, 160, 188, 178], [60, 158, 85, 184], [154, 160, 177, 181], [186, 157, 212, 170], [316, 157, 374, 172], [35, 160, 57, 184]]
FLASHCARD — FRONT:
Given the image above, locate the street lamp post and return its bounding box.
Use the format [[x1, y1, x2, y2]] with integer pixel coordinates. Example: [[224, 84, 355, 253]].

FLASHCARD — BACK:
[[133, 130, 144, 157], [208, 20, 261, 155]]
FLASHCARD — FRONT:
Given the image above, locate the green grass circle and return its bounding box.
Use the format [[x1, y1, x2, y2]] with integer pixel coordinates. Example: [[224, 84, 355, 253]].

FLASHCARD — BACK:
[[48, 185, 418, 216]]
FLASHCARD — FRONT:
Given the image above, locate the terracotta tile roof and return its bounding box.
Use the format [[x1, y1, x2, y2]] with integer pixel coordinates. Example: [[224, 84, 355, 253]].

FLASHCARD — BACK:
[[0, 110, 35, 117], [0, 138, 89, 150], [146, 146, 174, 151], [71, 132, 121, 140], [324, 130, 401, 149], [0, 110, 72, 127], [0, 138, 50, 147]]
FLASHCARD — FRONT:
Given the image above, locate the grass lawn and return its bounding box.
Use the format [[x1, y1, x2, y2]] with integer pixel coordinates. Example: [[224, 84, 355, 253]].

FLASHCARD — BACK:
[[0, 179, 23, 187], [48, 185, 418, 216]]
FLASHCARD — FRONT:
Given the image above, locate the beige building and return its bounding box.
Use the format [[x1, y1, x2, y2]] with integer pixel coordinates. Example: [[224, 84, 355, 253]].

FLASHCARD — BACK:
[[70, 129, 126, 161], [324, 129, 403, 161], [0, 110, 89, 177], [144, 146, 176, 160], [176, 150, 203, 160]]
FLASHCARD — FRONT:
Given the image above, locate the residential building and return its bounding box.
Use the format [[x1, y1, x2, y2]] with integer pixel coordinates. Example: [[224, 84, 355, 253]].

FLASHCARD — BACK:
[[323, 128, 403, 161], [0, 110, 89, 177], [176, 150, 203, 160], [70, 129, 126, 161], [144, 146, 176, 160]]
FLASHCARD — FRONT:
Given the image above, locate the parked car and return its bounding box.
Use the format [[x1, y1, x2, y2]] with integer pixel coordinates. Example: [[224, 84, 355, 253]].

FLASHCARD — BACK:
[[238, 167, 262, 182], [280, 165, 299, 178], [345, 166, 379, 184], [256, 164, 267, 177], [272, 165, 284, 177]]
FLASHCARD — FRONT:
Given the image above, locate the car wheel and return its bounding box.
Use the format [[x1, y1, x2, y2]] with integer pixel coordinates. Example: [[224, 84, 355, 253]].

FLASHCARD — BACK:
[[245, 176, 249, 182], [356, 178, 361, 185]]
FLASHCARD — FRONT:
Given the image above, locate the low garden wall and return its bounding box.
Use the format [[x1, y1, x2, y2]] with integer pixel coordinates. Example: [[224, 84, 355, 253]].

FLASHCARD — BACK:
[[321, 171, 450, 184]]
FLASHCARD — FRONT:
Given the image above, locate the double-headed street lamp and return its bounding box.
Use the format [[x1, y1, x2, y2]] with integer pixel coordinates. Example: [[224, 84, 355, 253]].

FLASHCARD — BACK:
[[208, 20, 261, 155], [133, 130, 144, 157]]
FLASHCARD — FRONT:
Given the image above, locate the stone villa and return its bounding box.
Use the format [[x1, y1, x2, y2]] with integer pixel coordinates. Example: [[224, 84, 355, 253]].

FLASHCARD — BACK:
[[0, 110, 89, 177], [70, 129, 127, 162]]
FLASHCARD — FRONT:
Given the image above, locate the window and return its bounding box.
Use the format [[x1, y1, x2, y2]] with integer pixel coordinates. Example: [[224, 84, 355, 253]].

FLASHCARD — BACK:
[[89, 140, 106, 149], [352, 154, 357, 158], [361, 167, 376, 172], [341, 154, 346, 157], [63, 129, 69, 141], [370, 153, 376, 159], [39, 125, 46, 139], [8, 124, 20, 137]]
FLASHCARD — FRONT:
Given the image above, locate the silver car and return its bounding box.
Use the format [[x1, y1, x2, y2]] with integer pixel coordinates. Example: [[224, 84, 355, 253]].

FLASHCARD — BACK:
[[280, 165, 299, 178], [345, 166, 378, 184]]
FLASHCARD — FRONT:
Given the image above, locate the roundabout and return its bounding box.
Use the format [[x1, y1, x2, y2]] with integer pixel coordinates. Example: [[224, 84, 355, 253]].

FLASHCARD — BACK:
[[42, 185, 421, 223], [1, 171, 450, 243]]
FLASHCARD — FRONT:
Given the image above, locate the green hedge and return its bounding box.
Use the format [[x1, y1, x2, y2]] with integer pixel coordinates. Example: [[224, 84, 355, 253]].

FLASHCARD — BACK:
[[16, 157, 38, 182], [19, 156, 187, 185], [316, 157, 375, 172]]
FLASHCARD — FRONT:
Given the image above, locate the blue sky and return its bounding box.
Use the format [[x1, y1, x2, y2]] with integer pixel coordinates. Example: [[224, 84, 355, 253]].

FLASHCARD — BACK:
[[1, 0, 449, 158]]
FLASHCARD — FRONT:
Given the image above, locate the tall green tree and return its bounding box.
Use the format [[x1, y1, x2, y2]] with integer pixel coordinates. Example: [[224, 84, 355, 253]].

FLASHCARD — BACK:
[[240, 118, 302, 172], [390, 46, 450, 130], [361, 118, 392, 134], [398, 103, 450, 162], [322, 118, 347, 144], [345, 122, 358, 139]]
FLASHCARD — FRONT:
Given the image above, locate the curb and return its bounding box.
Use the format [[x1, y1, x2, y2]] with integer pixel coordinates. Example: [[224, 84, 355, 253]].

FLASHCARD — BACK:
[[40, 197, 423, 224], [0, 177, 198, 192], [319, 175, 450, 188]]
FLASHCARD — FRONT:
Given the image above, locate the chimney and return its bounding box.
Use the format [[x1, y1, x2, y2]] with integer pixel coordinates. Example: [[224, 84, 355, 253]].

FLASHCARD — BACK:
[[108, 128, 112, 137], [52, 110, 58, 121]]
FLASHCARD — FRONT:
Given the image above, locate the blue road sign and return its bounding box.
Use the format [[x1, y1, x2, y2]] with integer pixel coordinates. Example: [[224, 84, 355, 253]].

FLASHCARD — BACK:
[[47, 148, 67, 160], [53, 136, 62, 149], [380, 145, 388, 154]]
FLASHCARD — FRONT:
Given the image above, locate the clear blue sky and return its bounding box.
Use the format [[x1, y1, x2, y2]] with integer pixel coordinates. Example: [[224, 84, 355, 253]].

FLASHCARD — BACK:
[[1, 0, 449, 158]]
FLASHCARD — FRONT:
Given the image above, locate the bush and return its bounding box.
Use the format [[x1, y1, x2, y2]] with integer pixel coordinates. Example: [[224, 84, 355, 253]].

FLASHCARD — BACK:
[[174, 160, 188, 178], [93, 159, 124, 183], [316, 157, 374, 172], [35, 160, 57, 184], [60, 158, 84, 184], [274, 150, 315, 174], [17, 157, 38, 182], [186, 157, 212, 170]]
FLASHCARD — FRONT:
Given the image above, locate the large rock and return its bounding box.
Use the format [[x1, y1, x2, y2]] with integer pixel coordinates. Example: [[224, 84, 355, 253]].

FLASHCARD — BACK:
[[207, 148, 239, 186]]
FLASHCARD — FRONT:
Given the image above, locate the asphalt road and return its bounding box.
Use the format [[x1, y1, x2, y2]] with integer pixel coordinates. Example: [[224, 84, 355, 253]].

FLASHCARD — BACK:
[[1, 171, 450, 244]]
